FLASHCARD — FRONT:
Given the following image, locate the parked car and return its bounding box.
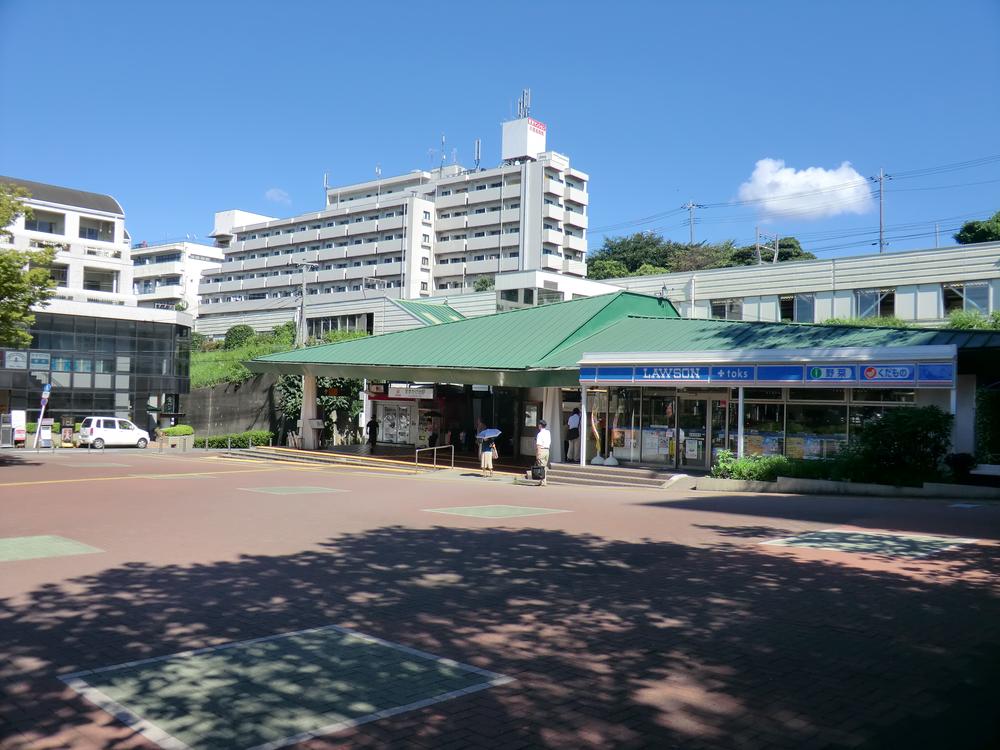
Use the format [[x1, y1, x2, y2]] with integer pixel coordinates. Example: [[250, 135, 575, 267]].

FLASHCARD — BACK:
[[79, 417, 150, 449]]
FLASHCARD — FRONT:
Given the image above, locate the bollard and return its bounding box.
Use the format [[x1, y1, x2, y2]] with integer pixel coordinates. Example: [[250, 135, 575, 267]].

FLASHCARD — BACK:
[[227, 436, 231, 452], [248, 434, 253, 450]]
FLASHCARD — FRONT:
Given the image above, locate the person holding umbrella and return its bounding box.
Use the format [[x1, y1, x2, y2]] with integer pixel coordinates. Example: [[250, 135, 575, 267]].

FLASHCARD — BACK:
[[477, 426, 501, 478]]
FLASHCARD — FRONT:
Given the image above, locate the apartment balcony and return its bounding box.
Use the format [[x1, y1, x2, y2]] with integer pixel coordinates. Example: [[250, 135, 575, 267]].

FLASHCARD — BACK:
[[436, 192, 469, 209], [543, 204, 564, 222], [346, 219, 379, 235], [467, 211, 501, 229], [463, 258, 518, 275], [540, 255, 564, 271], [467, 235, 505, 252], [345, 241, 380, 259], [544, 178, 565, 196], [84, 246, 123, 260], [435, 239, 467, 255], [542, 228, 564, 245], [240, 255, 272, 271], [318, 224, 349, 241], [466, 187, 503, 204], [316, 246, 348, 263], [379, 215, 405, 231], [217, 279, 244, 293], [564, 234, 587, 253], [136, 283, 183, 298], [241, 236, 269, 252], [500, 233, 520, 248], [436, 215, 467, 232], [566, 185, 588, 205], [563, 258, 588, 276], [132, 261, 184, 278], [264, 275, 297, 289], [564, 210, 588, 229]]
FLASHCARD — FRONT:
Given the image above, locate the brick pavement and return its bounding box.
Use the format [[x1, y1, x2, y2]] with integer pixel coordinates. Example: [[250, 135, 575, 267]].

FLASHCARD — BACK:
[[0, 450, 997, 749]]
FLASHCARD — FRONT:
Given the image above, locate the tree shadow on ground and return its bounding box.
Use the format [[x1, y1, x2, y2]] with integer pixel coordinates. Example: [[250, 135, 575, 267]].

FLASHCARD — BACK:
[[1, 526, 998, 749], [0, 453, 42, 468], [642, 493, 1000, 541]]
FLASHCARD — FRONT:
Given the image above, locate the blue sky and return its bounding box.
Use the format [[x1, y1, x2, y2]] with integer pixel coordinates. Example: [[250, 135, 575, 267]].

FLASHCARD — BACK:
[[1, 0, 998, 259]]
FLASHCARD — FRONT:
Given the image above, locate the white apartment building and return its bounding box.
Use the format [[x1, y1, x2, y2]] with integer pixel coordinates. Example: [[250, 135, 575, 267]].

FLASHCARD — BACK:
[[195, 117, 588, 337], [608, 242, 1000, 324], [132, 240, 224, 315], [0, 176, 192, 430]]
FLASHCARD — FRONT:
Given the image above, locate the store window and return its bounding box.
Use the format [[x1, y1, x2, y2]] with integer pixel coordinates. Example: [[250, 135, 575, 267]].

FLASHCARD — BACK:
[[785, 404, 847, 459], [852, 388, 915, 403], [730, 402, 784, 456], [855, 288, 896, 318], [710, 298, 742, 320], [794, 293, 815, 323], [942, 282, 989, 314]]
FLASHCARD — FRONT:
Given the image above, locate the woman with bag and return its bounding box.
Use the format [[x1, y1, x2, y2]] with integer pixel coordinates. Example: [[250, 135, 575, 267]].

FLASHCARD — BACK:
[[480, 434, 497, 478], [566, 407, 581, 462]]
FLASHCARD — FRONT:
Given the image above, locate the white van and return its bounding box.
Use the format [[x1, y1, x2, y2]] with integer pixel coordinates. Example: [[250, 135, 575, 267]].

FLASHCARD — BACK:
[[79, 417, 150, 449]]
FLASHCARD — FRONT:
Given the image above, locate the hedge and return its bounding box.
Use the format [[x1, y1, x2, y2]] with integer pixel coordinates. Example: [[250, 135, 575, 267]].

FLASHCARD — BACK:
[[159, 424, 194, 437], [193, 430, 273, 449]]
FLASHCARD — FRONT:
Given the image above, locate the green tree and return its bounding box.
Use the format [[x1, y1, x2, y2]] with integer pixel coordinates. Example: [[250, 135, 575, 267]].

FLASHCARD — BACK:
[[588, 258, 630, 279], [954, 210, 1000, 245], [276, 373, 365, 442], [634, 263, 670, 276], [587, 231, 677, 273], [223, 324, 256, 350], [473, 275, 495, 292], [730, 237, 816, 266], [271, 320, 297, 346], [669, 241, 737, 272], [0, 183, 57, 348]]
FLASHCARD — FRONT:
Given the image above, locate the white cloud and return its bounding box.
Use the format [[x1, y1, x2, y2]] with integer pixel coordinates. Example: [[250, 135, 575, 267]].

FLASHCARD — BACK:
[[737, 158, 874, 219], [264, 187, 291, 205]]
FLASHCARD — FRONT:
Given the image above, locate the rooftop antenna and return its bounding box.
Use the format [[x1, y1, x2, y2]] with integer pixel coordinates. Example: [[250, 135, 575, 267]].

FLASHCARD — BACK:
[[451, 147, 458, 165], [517, 88, 531, 119], [323, 172, 329, 190], [440, 134, 446, 174], [474, 138, 482, 170]]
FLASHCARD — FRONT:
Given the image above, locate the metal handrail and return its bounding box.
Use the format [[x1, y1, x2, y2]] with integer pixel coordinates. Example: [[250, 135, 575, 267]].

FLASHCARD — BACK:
[[414, 444, 455, 470]]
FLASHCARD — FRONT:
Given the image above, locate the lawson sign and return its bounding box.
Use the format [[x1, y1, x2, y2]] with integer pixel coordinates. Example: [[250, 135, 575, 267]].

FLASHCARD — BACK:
[[579, 361, 955, 388]]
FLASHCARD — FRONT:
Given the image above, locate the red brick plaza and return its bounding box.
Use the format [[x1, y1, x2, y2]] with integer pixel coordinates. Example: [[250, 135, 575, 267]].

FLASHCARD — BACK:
[[0, 450, 998, 750]]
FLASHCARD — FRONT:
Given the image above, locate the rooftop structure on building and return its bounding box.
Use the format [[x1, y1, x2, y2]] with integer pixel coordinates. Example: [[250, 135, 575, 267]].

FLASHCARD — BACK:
[[195, 114, 588, 337], [0, 175, 192, 430]]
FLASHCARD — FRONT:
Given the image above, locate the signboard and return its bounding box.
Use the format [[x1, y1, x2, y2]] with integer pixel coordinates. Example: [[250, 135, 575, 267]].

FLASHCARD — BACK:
[[38, 417, 53, 449], [29, 352, 51, 370], [806, 365, 857, 383], [387, 385, 435, 400], [4, 351, 27, 369], [367, 383, 386, 395], [582, 360, 955, 388], [11, 410, 26, 443], [636, 366, 711, 383], [860, 364, 915, 383]]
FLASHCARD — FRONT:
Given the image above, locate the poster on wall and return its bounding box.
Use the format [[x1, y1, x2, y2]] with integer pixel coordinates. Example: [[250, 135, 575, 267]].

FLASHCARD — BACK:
[[785, 437, 805, 460], [4, 351, 27, 369], [685, 439, 700, 460]]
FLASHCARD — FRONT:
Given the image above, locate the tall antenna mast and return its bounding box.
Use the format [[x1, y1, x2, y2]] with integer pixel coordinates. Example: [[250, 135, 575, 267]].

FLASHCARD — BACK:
[[440, 134, 446, 175], [474, 138, 481, 170], [516, 88, 532, 119]]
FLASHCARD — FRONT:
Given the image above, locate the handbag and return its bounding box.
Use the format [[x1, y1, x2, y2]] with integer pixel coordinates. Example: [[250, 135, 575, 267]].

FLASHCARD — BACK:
[[491, 445, 499, 459], [567, 427, 580, 440]]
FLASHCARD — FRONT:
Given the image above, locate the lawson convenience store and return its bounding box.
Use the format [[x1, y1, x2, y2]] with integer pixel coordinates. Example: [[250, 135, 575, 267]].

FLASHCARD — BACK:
[[247, 291, 999, 470]]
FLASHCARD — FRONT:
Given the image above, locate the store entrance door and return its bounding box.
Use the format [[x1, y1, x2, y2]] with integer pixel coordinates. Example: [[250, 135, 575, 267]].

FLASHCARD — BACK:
[[677, 397, 710, 470], [379, 403, 414, 444]]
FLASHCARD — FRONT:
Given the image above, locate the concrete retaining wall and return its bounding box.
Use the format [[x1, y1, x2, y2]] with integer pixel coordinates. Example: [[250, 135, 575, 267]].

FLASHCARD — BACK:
[[696, 475, 1000, 499], [184, 374, 279, 436]]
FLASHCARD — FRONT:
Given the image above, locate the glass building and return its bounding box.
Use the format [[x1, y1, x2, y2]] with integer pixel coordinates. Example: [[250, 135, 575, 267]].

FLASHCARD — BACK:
[[0, 312, 190, 432]]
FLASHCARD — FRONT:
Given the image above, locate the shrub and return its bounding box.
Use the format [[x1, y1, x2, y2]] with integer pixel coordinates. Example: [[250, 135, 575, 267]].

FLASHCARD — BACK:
[[712, 450, 791, 482], [159, 424, 194, 437], [849, 406, 952, 486], [945, 452, 977, 482], [223, 324, 256, 350], [193, 430, 273, 449], [976, 389, 1000, 463]]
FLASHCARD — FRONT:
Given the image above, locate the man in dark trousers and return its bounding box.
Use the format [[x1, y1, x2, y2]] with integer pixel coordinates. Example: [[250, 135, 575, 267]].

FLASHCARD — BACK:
[[365, 416, 379, 454]]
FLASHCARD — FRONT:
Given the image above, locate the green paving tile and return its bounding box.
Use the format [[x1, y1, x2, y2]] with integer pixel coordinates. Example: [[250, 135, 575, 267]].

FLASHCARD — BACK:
[[424, 504, 569, 518], [241, 486, 349, 495], [62, 624, 511, 750], [763, 529, 977, 558], [0, 535, 103, 563]]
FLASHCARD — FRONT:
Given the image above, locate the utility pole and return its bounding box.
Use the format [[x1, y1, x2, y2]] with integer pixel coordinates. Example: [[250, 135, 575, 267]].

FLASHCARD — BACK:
[[683, 202, 703, 244], [871, 168, 891, 253], [754, 226, 762, 265], [295, 262, 318, 347], [935, 223, 940, 248], [772, 233, 780, 264]]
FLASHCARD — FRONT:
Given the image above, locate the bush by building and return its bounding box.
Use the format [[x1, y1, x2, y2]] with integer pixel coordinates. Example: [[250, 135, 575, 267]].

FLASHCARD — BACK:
[[193, 430, 274, 449], [158, 424, 194, 437]]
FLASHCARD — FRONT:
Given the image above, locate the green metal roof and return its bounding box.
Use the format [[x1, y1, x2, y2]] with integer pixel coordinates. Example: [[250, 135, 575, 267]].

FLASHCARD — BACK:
[[391, 299, 465, 326], [535, 316, 1000, 369], [248, 293, 998, 386], [248, 292, 679, 385]]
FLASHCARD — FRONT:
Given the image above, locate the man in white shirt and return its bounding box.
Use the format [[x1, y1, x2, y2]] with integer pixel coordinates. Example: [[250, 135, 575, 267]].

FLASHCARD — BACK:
[[535, 419, 551, 485], [566, 407, 581, 462]]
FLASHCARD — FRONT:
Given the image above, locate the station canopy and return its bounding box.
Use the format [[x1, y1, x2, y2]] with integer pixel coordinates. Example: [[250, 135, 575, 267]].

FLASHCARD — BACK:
[[247, 291, 1000, 387]]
